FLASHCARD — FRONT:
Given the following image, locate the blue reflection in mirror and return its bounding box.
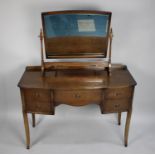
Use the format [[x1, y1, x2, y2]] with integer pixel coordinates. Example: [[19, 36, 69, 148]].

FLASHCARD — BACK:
[[44, 14, 109, 38]]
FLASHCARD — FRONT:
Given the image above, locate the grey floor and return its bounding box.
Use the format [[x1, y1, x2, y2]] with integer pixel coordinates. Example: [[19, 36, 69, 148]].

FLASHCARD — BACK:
[[0, 104, 154, 154]]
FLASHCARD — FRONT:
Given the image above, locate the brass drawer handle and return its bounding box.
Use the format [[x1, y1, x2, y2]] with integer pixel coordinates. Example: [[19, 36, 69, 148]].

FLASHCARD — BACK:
[[36, 104, 41, 109], [115, 92, 122, 96], [74, 94, 81, 99], [114, 104, 120, 108], [35, 93, 40, 97]]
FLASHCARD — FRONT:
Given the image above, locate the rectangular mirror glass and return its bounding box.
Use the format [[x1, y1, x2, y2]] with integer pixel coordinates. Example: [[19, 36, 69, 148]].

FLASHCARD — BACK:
[[44, 14, 109, 38], [42, 11, 111, 59]]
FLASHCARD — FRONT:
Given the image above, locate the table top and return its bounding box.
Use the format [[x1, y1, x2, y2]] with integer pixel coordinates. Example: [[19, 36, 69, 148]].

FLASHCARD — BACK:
[[18, 66, 136, 90]]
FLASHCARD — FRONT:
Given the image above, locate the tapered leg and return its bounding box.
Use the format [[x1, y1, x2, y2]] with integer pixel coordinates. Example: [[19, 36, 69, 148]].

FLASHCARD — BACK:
[[32, 113, 35, 127], [124, 109, 132, 147], [118, 112, 121, 125], [23, 112, 30, 149]]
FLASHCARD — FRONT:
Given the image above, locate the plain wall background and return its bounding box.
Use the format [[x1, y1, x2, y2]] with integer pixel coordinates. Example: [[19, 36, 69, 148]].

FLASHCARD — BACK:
[[0, 0, 155, 153]]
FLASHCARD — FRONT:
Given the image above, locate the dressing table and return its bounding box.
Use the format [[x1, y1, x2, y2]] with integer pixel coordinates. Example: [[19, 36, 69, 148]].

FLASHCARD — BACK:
[[18, 10, 137, 149]]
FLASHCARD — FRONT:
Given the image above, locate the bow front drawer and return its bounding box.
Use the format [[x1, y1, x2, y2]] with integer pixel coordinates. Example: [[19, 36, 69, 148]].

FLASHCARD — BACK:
[[55, 90, 102, 106]]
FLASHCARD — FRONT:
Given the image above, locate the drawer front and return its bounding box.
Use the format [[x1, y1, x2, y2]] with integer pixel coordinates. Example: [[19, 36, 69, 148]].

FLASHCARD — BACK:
[[105, 87, 133, 99], [24, 89, 52, 114], [55, 90, 102, 106], [102, 99, 131, 113]]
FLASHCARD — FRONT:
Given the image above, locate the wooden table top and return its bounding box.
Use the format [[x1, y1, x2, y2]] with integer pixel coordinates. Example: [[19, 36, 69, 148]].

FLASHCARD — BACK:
[[18, 66, 136, 90]]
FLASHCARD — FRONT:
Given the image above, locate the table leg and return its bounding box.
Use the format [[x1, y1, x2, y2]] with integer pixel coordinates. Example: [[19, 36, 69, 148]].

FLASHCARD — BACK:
[[124, 108, 132, 147], [23, 112, 30, 149], [32, 113, 35, 127], [118, 112, 121, 125]]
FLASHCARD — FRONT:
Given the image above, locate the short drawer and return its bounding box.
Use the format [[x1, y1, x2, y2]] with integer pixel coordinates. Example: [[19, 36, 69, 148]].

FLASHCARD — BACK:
[[102, 99, 131, 113], [55, 90, 102, 106], [105, 87, 133, 99], [24, 89, 52, 114]]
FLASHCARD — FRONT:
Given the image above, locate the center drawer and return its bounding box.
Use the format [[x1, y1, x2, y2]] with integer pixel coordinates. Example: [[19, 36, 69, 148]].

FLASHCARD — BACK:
[[54, 90, 102, 106]]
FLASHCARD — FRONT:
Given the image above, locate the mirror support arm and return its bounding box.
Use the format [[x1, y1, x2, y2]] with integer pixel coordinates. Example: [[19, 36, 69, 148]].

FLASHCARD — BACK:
[[39, 29, 45, 76]]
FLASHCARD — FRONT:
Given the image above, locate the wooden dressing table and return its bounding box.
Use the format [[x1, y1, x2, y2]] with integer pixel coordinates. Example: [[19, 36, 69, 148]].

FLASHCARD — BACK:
[[18, 10, 136, 149]]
